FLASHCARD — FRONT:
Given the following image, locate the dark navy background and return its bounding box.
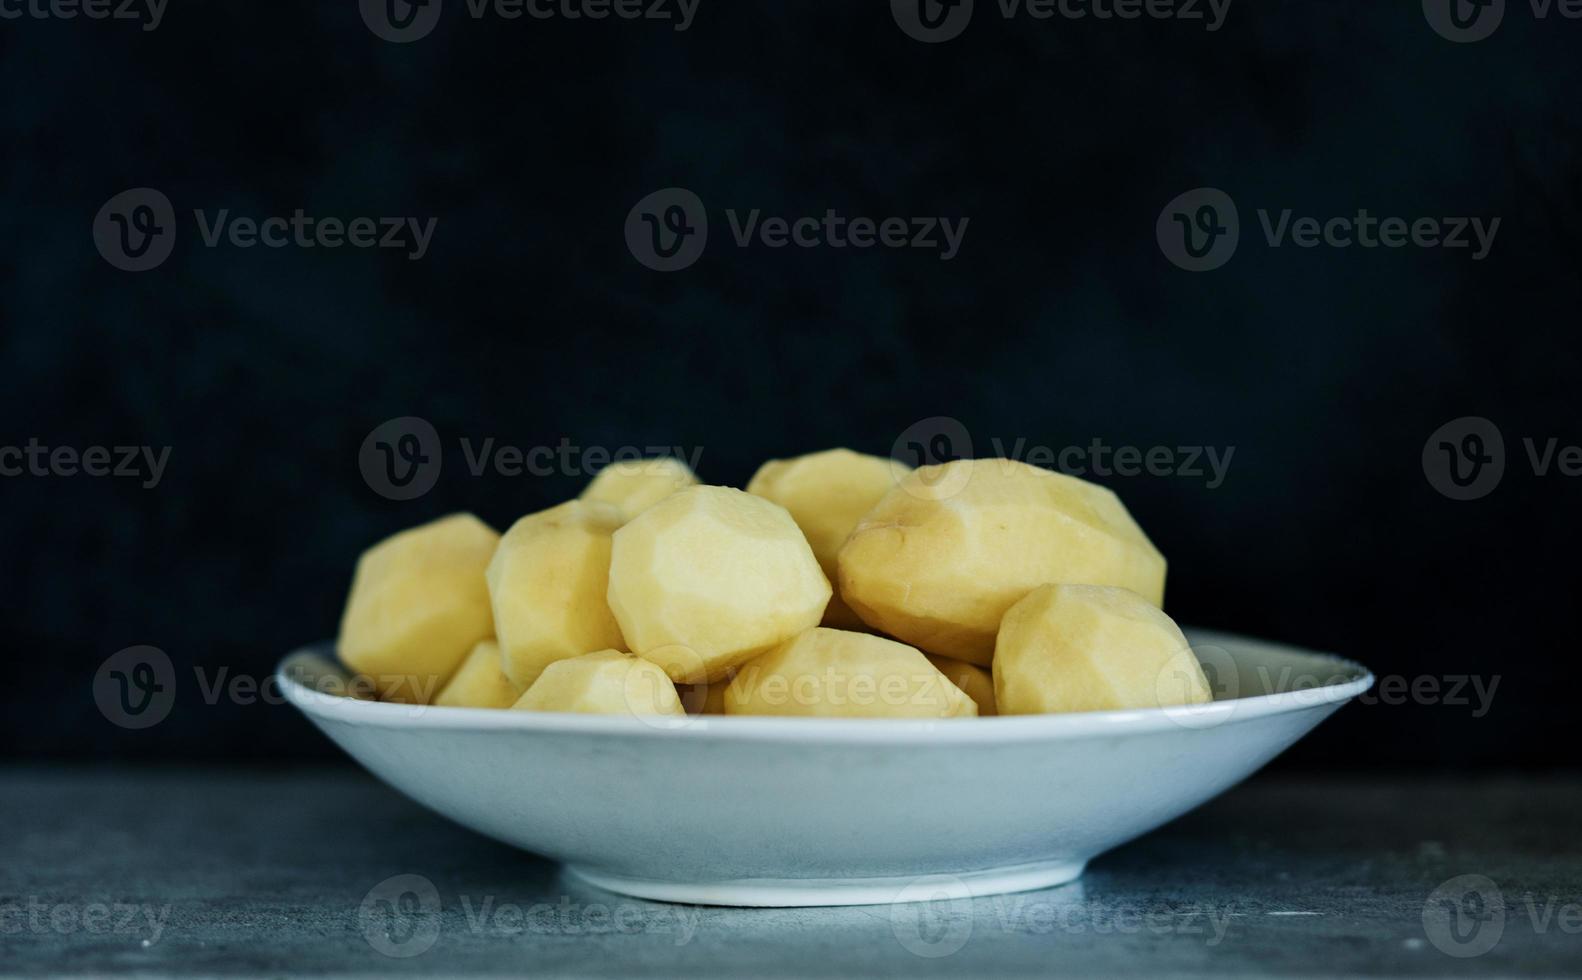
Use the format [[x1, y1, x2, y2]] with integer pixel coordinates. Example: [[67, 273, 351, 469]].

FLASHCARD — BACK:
[[2, 2, 1577, 766]]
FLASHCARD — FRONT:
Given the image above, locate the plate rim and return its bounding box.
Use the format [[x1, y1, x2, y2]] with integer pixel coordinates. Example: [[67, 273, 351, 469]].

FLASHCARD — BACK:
[[278, 629, 1374, 745]]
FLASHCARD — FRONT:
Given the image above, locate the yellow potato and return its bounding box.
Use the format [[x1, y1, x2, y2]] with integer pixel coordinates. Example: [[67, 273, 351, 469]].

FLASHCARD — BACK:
[[993, 584, 1211, 715], [434, 640, 523, 708], [336, 512, 496, 706], [924, 653, 996, 716], [746, 448, 907, 630], [511, 650, 684, 716], [838, 458, 1165, 664], [486, 500, 627, 689], [581, 457, 699, 523], [607, 486, 832, 684], [338, 513, 499, 703], [725, 627, 976, 719]]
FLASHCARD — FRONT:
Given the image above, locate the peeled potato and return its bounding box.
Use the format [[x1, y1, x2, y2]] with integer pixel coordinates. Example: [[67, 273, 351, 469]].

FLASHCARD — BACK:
[[486, 500, 627, 689], [993, 584, 1210, 715], [581, 457, 698, 523], [924, 653, 996, 716], [607, 486, 831, 684], [746, 449, 907, 630], [434, 640, 523, 708], [725, 627, 976, 719], [511, 650, 684, 716], [838, 458, 1165, 664], [338, 513, 499, 703]]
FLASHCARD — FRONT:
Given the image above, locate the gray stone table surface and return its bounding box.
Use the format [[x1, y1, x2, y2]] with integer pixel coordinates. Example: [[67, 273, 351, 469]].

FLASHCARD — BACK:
[[2, 767, 1579, 978]]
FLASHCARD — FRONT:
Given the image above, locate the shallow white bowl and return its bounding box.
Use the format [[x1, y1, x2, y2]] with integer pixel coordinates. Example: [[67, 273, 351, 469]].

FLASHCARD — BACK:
[[279, 630, 1371, 907]]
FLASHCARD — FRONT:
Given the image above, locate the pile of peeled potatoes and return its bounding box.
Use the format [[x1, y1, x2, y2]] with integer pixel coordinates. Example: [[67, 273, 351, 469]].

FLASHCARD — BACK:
[[336, 451, 1214, 719]]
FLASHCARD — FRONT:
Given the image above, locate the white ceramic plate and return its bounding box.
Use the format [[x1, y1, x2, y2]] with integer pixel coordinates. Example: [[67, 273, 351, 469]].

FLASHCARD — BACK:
[[279, 630, 1371, 907]]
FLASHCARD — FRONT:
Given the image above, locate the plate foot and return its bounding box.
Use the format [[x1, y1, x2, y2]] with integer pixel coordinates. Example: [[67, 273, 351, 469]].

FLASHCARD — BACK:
[[566, 859, 1087, 908]]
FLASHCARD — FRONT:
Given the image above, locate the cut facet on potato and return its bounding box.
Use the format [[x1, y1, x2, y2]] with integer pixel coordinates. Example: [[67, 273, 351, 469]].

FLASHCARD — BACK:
[[746, 449, 907, 630], [434, 639, 523, 709], [511, 650, 684, 716], [924, 653, 996, 716], [992, 584, 1211, 715], [338, 513, 499, 703], [725, 627, 976, 719], [607, 486, 832, 684], [837, 458, 1166, 665], [486, 500, 627, 689], [581, 457, 699, 523]]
